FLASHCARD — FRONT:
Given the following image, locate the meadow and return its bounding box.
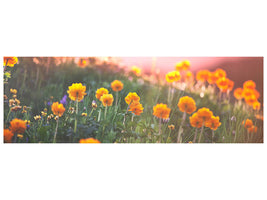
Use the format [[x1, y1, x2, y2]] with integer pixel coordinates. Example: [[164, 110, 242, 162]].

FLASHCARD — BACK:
[[3, 57, 263, 143]]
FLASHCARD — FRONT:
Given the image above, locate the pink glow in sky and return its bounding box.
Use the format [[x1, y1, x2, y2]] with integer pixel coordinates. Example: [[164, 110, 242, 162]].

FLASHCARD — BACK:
[[118, 57, 243, 73]]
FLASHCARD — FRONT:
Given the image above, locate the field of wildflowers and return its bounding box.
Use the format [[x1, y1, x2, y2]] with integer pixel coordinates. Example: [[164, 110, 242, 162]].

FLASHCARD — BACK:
[[3, 57, 263, 143]]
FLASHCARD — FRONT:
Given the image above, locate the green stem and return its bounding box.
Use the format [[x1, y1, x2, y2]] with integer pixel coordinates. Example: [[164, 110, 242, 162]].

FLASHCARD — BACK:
[[177, 112, 186, 143], [158, 118, 162, 143], [53, 118, 59, 143], [88, 109, 94, 118], [6, 108, 11, 122], [104, 105, 107, 120], [212, 130, 215, 143], [198, 123, 204, 143], [166, 129, 172, 143], [193, 128, 198, 143], [74, 99, 78, 134], [116, 91, 118, 107], [98, 109, 102, 122]]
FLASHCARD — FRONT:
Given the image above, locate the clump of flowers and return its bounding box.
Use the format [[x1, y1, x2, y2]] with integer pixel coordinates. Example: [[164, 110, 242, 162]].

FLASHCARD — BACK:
[[96, 88, 109, 100], [196, 70, 211, 83], [205, 116, 221, 130]]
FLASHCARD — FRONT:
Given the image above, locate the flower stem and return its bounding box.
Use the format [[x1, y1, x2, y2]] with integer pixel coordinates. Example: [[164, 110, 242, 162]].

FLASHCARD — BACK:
[[88, 109, 94, 118], [104, 105, 107, 120], [74, 99, 78, 134], [53, 118, 59, 143], [116, 91, 118, 107], [158, 118, 162, 143], [193, 128, 198, 143], [177, 112, 186, 143], [198, 123, 204, 143], [212, 130, 215, 143]]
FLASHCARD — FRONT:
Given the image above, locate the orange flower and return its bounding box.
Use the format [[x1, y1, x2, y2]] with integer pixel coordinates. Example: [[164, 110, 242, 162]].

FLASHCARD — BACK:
[[67, 83, 87, 102], [4, 57, 18, 67], [205, 116, 221, 130], [111, 80, 124, 92], [77, 58, 88, 68], [214, 68, 226, 79], [253, 89, 260, 99], [96, 88, 109, 100], [242, 119, 253, 129], [207, 72, 218, 84], [247, 126, 257, 133], [243, 80, 256, 90], [253, 101, 261, 110], [153, 103, 171, 119], [227, 80, 234, 91], [125, 92, 140, 105], [166, 71, 181, 83], [244, 94, 257, 106], [185, 71, 194, 82], [79, 138, 101, 143], [234, 88, 243, 100], [196, 70, 211, 82], [168, 124, 175, 130], [216, 77, 229, 92], [9, 118, 26, 134], [129, 101, 144, 115], [51, 102, 65, 117], [4, 129, 14, 143], [189, 113, 204, 128], [196, 107, 213, 122], [177, 96, 197, 114], [100, 94, 114, 107], [131, 66, 142, 76]]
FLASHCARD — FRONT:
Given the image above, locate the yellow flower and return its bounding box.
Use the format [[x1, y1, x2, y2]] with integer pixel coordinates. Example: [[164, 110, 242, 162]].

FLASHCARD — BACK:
[[177, 96, 197, 114], [100, 94, 114, 107], [82, 113, 87, 117], [125, 92, 140, 105], [131, 66, 142, 76], [34, 115, 41, 121], [80, 138, 101, 143], [128, 101, 144, 115], [41, 111, 47, 117], [168, 124, 175, 130], [166, 71, 181, 83], [67, 83, 87, 102], [51, 102, 65, 117], [10, 89, 17, 94], [189, 113, 204, 128], [24, 120, 30, 125], [176, 60, 190, 71], [111, 80, 124, 92], [153, 103, 171, 119], [4, 57, 18, 67], [95, 88, 109, 100], [205, 116, 221, 130], [253, 101, 261, 110]]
